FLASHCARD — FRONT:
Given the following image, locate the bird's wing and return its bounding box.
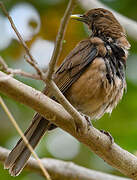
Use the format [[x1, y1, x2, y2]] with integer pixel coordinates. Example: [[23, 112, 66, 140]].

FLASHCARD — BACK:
[[53, 39, 98, 93]]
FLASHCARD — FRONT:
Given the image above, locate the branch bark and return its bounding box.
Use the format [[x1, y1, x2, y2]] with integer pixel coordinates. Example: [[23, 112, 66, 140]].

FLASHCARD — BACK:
[[0, 146, 130, 180], [78, 0, 137, 40], [0, 71, 137, 179]]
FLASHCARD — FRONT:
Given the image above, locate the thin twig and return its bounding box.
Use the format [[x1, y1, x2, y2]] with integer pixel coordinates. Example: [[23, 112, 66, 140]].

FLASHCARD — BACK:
[[0, 2, 35, 62], [46, 0, 76, 80], [9, 70, 41, 80], [0, 2, 45, 79], [24, 55, 45, 80], [0, 56, 8, 70], [0, 56, 41, 80], [0, 96, 51, 180]]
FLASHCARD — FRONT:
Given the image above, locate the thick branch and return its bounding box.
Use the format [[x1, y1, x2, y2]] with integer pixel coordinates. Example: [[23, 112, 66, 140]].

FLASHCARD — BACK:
[[0, 71, 137, 179], [0, 146, 130, 180], [78, 0, 137, 40]]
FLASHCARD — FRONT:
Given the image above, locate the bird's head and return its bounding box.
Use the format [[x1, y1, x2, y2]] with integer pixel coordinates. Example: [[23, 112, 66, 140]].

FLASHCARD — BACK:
[[71, 8, 125, 39]]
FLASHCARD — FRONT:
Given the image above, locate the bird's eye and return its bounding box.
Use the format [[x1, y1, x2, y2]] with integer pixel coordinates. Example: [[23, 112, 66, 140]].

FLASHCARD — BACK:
[[92, 13, 98, 18]]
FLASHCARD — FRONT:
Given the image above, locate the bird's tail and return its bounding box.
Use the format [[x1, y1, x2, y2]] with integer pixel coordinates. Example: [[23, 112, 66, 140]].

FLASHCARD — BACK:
[[4, 113, 50, 176]]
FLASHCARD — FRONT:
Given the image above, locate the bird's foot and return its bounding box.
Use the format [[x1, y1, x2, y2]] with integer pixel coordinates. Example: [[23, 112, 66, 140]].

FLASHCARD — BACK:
[[80, 113, 92, 130], [74, 114, 92, 133], [84, 115, 92, 128], [100, 129, 114, 144]]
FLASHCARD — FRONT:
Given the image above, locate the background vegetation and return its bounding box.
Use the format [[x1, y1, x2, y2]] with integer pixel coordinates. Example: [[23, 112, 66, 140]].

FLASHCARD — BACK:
[[0, 0, 137, 179]]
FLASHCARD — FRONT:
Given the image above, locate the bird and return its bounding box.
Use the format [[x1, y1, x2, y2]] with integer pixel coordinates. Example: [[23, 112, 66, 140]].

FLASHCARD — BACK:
[[4, 8, 130, 176]]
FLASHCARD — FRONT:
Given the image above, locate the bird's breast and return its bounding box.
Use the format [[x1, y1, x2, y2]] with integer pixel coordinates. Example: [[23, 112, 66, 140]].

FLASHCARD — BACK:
[[65, 57, 126, 120]]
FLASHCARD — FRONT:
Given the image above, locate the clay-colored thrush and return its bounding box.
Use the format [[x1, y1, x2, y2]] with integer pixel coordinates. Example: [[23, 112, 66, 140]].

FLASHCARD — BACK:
[[5, 8, 130, 176]]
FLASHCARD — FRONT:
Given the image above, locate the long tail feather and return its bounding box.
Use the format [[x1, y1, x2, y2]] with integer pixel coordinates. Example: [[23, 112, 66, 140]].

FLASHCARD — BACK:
[[4, 113, 50, 176]]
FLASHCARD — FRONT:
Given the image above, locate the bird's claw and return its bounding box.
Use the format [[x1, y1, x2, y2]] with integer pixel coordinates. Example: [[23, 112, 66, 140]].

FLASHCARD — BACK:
[[100, 129, 114, 144], [84, 115, 92, 128], [75, 122, 82, 133], [80, 113, 92, 130], [74, 114, 92, 133]]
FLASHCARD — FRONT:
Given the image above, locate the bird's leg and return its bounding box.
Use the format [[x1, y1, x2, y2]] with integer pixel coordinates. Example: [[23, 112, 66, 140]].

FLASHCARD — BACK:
[[100, 129, 114, 144]]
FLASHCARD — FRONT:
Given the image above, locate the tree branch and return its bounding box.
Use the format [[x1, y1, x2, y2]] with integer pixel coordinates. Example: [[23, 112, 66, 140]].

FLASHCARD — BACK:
[[0, 146, 130, 180], [78, 0, 137, 40], [46, 0, 76, 79], [0, 71, 137, 179], [0, 2, 37, 63], [0, 56, 41, 80]]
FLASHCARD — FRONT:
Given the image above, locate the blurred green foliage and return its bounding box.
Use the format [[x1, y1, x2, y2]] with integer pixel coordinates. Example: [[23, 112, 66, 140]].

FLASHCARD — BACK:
[[0, 0, 137, 179]]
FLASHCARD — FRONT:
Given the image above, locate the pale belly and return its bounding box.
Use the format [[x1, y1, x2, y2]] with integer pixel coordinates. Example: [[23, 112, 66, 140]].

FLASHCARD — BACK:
[[65, 58, 125, 120]]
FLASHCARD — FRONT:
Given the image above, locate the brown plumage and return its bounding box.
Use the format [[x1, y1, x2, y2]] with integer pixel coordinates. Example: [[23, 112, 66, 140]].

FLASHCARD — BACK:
[[4, 8, 130, 176]]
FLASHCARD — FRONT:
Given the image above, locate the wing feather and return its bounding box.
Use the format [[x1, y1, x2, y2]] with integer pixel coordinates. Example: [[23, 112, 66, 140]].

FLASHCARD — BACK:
[[54, 39, 98, 94]]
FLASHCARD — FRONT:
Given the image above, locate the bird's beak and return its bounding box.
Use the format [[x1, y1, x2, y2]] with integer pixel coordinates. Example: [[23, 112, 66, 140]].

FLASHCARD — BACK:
[[70, 14, 88, 24]]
